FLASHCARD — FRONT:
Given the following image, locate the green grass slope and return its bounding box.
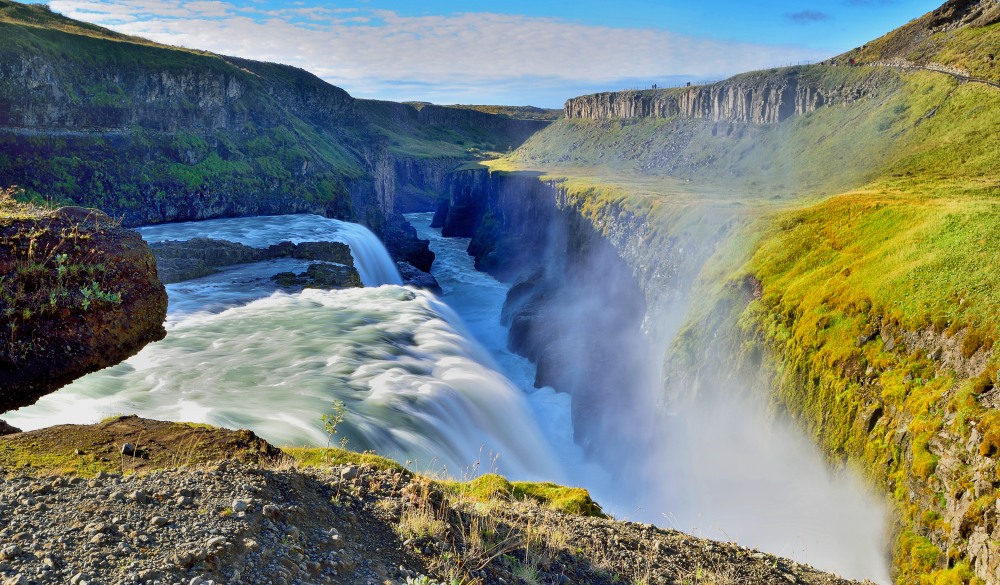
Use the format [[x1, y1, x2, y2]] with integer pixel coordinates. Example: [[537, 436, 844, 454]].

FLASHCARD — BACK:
[[491, 5, 1000, 581], [846, 0, 1000, 82]]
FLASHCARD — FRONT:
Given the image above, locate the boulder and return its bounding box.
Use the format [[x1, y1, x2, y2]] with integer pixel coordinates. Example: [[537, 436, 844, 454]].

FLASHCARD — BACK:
[[270, 263, 362, 290], [0, 210, 168, 412], [396, 261, 441, 292]]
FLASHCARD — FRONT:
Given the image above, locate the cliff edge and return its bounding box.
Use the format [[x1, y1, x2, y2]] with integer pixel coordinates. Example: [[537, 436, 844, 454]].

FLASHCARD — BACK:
[[0, 199, 167, 412]]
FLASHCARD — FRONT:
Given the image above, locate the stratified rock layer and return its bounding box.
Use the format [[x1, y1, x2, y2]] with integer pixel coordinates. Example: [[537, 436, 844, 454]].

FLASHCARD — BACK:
[[564, 68, 886, 124]]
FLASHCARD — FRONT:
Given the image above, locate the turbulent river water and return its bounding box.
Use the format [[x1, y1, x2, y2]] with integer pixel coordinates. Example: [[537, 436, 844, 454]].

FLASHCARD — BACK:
[[6, 213, 889, 582]]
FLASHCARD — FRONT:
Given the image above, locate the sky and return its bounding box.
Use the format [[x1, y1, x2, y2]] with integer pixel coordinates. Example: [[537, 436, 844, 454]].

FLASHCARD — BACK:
[[47, 0, 944, 107]]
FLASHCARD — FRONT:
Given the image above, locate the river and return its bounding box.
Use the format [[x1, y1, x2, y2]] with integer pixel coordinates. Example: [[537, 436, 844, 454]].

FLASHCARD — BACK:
[[4, 212, 889, 582]]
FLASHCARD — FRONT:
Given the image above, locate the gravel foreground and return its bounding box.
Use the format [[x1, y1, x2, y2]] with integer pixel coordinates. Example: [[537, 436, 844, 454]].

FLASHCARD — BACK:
[[0, 418, 874, 585]]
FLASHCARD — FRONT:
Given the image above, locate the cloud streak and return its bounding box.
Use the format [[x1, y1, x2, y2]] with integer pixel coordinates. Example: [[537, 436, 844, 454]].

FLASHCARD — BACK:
[[50, 0, 833, 106], [787, 10, 832, 24]]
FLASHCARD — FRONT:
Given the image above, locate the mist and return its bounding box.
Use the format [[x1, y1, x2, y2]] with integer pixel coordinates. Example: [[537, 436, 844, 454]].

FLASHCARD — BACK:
[[510, 208, 892, 583]]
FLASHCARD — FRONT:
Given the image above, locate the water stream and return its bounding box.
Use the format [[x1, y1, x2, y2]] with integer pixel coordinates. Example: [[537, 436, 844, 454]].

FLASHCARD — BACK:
[[5, 214, 557, 480], [5, 212, 889, 582]]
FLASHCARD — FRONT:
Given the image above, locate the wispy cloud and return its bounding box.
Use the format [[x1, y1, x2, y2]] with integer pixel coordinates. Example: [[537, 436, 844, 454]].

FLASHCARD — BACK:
[[50, 0, 833, 106], [787, 10, 832, 24]]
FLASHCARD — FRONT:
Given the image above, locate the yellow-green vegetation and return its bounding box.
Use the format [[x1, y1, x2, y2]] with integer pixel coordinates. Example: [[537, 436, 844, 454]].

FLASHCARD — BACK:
[[486, 45, 1000, 580], [435, 473, 605, 518], [0, 185, 45, 220], [0, 416, 285, 477], [281, 446, 406, 472], [0, 438, 121, 477]]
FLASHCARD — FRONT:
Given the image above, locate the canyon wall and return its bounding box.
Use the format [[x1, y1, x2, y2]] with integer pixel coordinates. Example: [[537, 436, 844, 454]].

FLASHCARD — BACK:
[[0, 14, 547, 265], [433, 168, 730, 468], [435, 164, 1000, 582], [564, 67, 886, 124]]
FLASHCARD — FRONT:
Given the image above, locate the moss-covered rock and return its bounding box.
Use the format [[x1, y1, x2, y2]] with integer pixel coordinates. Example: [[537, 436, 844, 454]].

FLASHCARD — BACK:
[[0, 206, 167, 412]]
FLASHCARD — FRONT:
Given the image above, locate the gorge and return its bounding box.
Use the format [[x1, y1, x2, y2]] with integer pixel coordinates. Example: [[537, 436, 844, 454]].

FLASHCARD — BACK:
[[3, 0, 1000, 583]]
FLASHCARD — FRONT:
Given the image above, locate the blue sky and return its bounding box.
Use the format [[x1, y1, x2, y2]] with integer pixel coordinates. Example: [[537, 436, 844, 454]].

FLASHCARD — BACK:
[[49, 0, 943, 107]]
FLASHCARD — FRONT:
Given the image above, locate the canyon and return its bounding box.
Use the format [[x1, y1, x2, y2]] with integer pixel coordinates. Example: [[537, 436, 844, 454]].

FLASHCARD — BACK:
[[2, 0, 1000, 583]]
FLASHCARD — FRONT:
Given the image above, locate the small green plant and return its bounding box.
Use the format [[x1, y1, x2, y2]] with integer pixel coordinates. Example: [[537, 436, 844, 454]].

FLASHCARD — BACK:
[[510, 558, 542, 585], [79, 280, 122, 310], [405, 576, 447, 585], [321, 399, 349, 452]]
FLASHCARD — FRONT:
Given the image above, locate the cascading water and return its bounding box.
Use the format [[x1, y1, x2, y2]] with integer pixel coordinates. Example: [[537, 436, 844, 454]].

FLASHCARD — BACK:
[[4, 215, 557, 480], [139, 215, 403, 287], [407, 213, 891, 583], [6, 211, 890, 582]]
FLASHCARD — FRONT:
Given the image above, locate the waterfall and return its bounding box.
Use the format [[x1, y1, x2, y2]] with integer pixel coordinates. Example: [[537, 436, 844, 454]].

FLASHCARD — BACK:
[[5, 215, 558, 481], [138, 214, 402, 287]]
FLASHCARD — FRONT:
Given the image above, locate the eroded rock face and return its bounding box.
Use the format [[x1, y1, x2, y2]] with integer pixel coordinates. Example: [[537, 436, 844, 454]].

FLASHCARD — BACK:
[[564, 68, 886, 124], [0, 210, 168, 412], [0, 419, 20, 436]]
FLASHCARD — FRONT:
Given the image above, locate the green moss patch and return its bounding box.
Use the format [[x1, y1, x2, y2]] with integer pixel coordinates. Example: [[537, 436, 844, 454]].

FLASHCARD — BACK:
[[0, 415, 285, 477], [435, 473, 605, 518]]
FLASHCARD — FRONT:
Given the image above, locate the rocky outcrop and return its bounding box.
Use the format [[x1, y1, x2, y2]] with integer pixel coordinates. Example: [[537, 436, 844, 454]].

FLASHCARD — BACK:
[[149, 238, 355, 284], [0, 416, 865, 585], [564, 68, 885, 124], [0, 208, 168, 412], [271, 263, 362, 289], [395, 261, 441, 292]]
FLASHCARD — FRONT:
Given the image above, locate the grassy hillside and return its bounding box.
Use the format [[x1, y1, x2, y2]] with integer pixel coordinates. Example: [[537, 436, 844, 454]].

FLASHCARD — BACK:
[[441, 104, 563, 121], [847, 0, 1000, 82], [490, 11, 1000, 581], [0, 0, 546, 228]]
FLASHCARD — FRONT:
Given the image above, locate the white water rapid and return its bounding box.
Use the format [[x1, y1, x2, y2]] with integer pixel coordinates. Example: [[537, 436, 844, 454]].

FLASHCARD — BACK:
[[5, 214, 556, 480], [6, 212, 889, 582], [138, 214, 403, 287]]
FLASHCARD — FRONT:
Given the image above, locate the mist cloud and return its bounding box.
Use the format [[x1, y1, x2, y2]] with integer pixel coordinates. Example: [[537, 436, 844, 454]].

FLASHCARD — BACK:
[[50, 0, 832, 106]]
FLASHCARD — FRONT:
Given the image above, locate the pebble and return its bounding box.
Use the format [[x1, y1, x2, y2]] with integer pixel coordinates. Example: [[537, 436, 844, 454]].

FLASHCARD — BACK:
[[0, 545, 21, 560], [206, 536, 227, 548], [0, 459, 851, 585]]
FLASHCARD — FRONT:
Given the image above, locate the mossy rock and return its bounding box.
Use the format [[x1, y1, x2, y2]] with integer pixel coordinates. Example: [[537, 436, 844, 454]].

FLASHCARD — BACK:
[[0, 415, 286, 477]]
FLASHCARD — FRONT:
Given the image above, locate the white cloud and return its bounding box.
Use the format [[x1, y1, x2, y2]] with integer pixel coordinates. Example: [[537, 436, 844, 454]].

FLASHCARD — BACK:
[[49, 0, 833, 106]]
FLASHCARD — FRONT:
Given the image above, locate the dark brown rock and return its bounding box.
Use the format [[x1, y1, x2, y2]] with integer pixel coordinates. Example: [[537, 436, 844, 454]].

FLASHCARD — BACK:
[[0, 419, 21, 436], [270, 263, 362, 289], [0, 211, 168, 413], [150, 238, 356, 284], [396, 261, 440, 292]]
